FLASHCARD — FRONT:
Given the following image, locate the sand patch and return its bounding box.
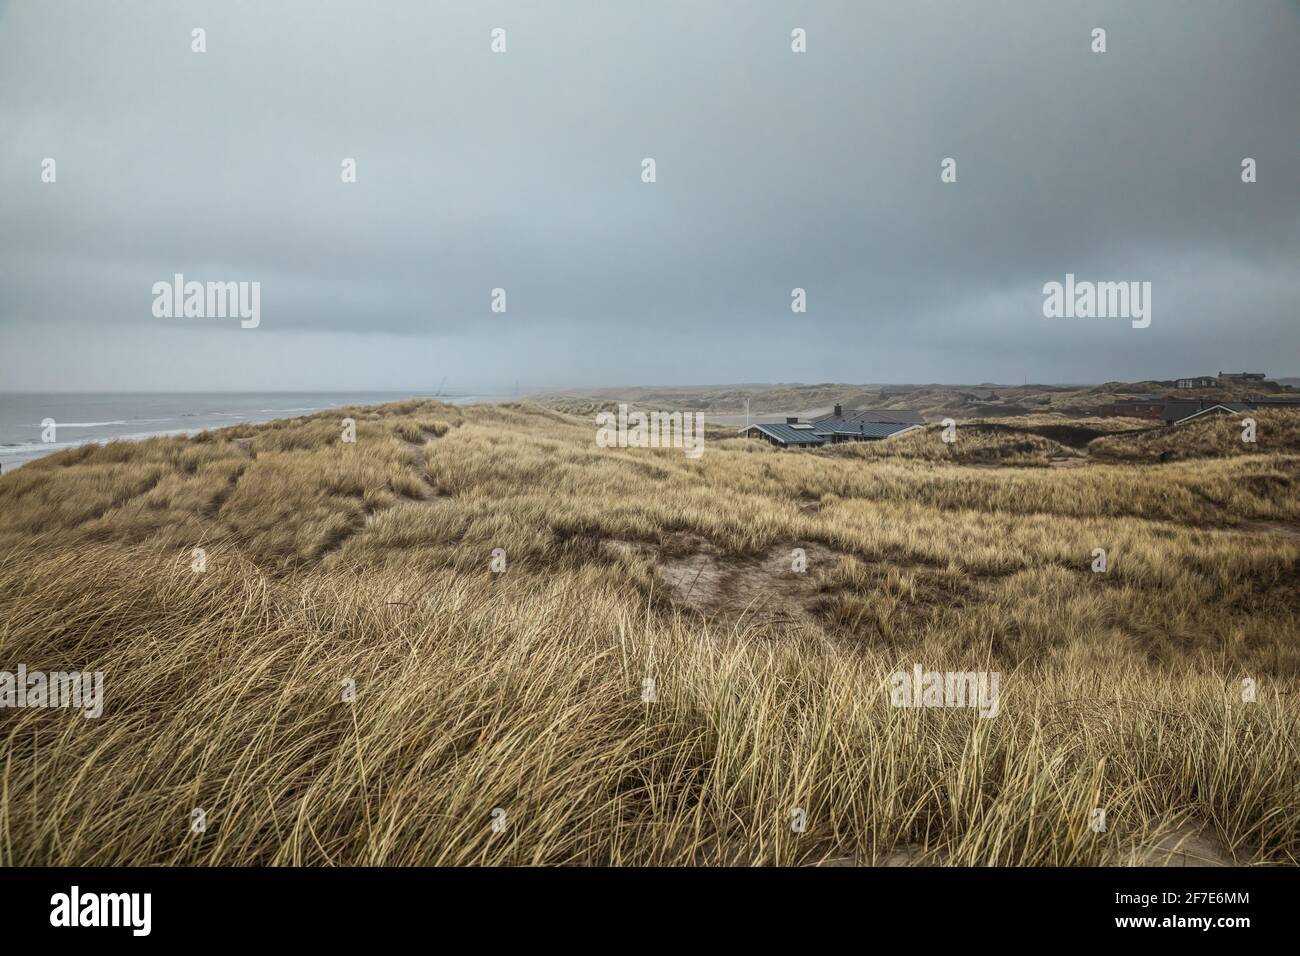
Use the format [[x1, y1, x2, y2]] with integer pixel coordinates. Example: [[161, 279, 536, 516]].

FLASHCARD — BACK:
[[604, 535, 845, 625], [1049, 456, 1090, 469], [813, 844, 930, 867], [1129, 824, 1243, 866]]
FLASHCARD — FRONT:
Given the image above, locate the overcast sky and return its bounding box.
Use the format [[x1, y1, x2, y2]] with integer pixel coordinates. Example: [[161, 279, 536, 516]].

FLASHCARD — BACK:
[[1, 0, 1297, 392]]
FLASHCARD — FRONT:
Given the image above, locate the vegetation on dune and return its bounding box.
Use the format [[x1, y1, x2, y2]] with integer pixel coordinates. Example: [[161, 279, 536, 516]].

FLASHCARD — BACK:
[[1089, 409, 1300, 461], [0, 397, 1297, 865], [536, 379, 1300, 423], [827, 423, 1084, 466], [538, 385, 878, 416]]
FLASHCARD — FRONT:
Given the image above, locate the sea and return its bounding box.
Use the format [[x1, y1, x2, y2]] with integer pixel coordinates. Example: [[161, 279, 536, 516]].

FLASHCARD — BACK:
[[0, 392, 499, 471]]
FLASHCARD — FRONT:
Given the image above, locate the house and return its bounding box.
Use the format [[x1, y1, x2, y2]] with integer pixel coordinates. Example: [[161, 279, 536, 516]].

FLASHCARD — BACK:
[[1219, 371, 1267, 382], [1166, 402, 1251, 425], [741, 406, 923, 448], [1162, 397, 1300, 425], [1176, 376, 1218, 389], [740, 418, 828, 448], [809, 419, 925, 443]]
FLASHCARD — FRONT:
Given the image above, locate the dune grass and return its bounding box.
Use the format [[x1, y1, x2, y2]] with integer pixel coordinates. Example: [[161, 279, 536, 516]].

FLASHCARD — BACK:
[[0, 399, 1296, 865]]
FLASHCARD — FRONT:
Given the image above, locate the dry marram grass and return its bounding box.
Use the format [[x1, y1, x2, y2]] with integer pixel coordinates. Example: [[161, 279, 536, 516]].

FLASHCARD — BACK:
[[0, 399, 1296, 865]]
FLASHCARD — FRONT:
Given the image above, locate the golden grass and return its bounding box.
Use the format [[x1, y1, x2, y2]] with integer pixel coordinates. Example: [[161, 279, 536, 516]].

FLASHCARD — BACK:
[[1091, 409, 1300, 461], [0, 398, 1297, 865]]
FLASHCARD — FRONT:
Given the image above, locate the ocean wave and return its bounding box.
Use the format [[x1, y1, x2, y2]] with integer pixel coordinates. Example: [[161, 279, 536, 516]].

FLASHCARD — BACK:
[[1, 430, 198, 457], [27, 420, 130, 428]]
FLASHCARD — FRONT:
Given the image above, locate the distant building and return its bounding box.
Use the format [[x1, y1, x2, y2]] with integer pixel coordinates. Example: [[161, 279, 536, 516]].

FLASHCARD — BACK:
[[741, 419, 828, 447], [741, 406, 923, 447], [1176, 376, 1218, 389], [1218, 371, 1267, 382], [1165, 402, 1251, 425], [1163, 396, 1300, 425]]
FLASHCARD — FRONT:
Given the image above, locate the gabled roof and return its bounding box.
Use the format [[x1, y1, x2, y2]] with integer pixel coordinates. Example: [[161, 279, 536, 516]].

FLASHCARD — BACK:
[[741, 418, 923, 444], [811, 420, 922, 439], [740, 422, 827, 445], [1163, 400, 1233, 421], [1172, 403, 1250, 425], [1164, 401, 1199, 420]]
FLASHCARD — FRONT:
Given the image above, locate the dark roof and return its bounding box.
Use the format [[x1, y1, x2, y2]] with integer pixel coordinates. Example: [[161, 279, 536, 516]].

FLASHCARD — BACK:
[[742, 418, 922, 444], [811, 420, 921, 439], [1166, 400, 1229, 418], [742, 423, 827, 445], [813, 408, 925, 425], [1168, 402, 1250, 424], [1164, 397, 1297, 423]]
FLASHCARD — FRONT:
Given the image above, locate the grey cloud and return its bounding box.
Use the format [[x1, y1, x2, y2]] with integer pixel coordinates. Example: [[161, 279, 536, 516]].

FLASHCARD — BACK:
[[1, 0, 1297, 390]]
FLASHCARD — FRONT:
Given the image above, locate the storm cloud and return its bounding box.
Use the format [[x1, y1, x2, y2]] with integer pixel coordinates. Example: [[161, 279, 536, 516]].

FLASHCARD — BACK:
[[1, 0, 1297, 391]]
